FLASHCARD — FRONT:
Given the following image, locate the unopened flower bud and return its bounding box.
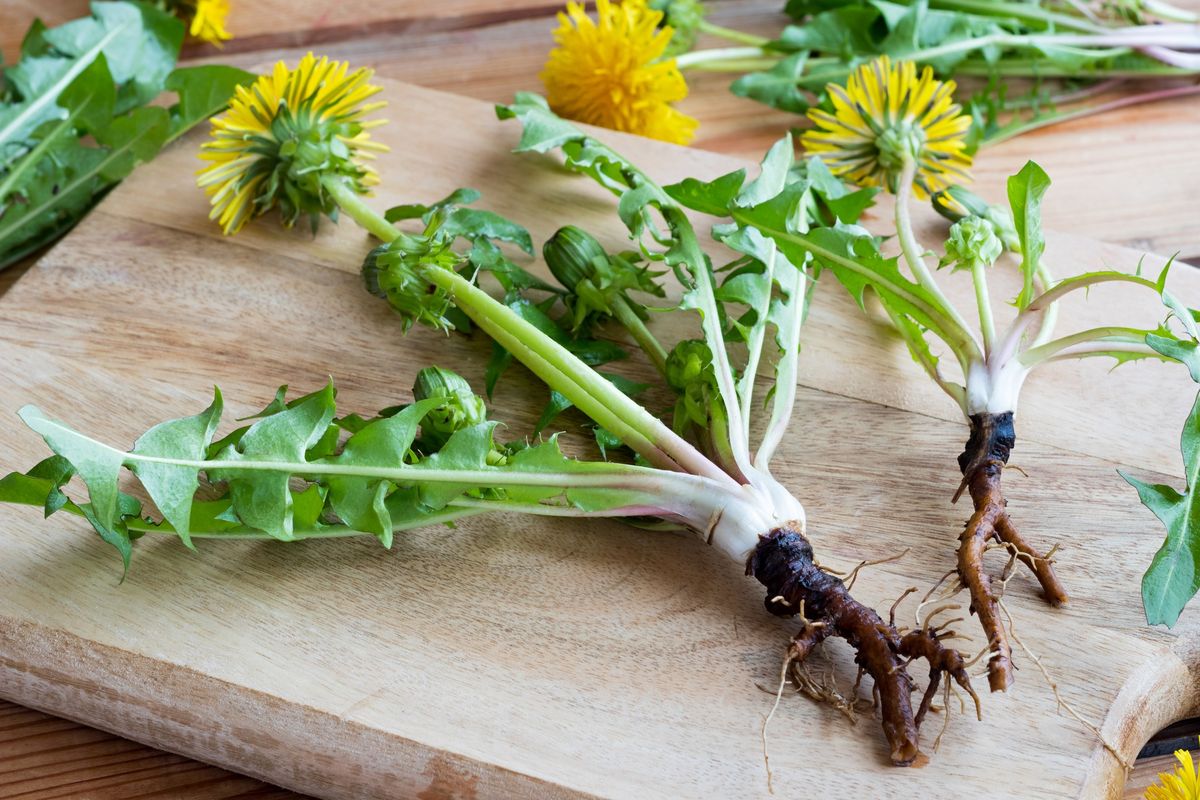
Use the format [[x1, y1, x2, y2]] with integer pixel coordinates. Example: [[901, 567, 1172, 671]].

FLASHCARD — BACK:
[[932, 185, 1018, 251], [944, 216, 1003, 270], [543, 225, 609, 294], [413, 367, 487, 446]]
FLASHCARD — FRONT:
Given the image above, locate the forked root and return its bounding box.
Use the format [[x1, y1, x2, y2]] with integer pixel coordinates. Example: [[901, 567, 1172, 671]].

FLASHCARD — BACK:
[[956, 412, 1068, 692], [748, 527, 977, 766]]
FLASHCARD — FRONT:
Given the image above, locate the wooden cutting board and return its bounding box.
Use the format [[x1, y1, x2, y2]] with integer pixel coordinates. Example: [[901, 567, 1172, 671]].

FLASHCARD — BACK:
[[1, 79, 1198, 799]]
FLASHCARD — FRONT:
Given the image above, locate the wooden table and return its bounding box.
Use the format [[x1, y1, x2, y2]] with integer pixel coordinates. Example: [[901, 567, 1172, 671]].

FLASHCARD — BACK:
[[1, 2, 1198, 798]]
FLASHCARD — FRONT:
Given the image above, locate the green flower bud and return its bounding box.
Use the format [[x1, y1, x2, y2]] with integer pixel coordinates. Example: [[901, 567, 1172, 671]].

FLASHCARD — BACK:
[[943, 216, 1003, 271], [413, 366, 488, 447], [543, 225, 609, 295], [362, 232, 461, 332], [649, 0, 707, 57], [542, 226, 665, 333], [932, 185, 1018, 251]]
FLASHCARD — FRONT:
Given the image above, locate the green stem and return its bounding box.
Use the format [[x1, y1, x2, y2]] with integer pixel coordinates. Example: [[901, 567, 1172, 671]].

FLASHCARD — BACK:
[[679, 57, 782, 73], [754, 249, 811, 470], [995, 272, 1157, 363], [1028, 271, 1159, 311], [1018, 326, 1152, 366], [706, 402, 743, 481], [423, 268, 737, 486], [610, 294, 669, 378], [696, 19, 771, 48], [984, 82, 1200, 146], [728, 209, 979, 361], [970, 260, 996, 355], [895, 159, 982, 365], [322, 175, 401, 242], [675, 46, 769, 71], [319, 175, 732, 485], [1044, 342, 1168, 363], [1144, 0, 1199, 23], [737, 237, 777, 445], [134, 508, 482, 539], [952, 58, 1195, 78], [929, 0, 1106, 32], [1029, 261, 1059, 348]]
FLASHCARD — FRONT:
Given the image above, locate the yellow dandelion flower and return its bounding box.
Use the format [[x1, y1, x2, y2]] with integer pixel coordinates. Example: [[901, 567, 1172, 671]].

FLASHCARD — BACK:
[[196, 53, 388, 235], [541, 0, 697, 145], [189, 0, 232, 47], [1147, 742, 1200, 800], [801, 55, 973, 199]]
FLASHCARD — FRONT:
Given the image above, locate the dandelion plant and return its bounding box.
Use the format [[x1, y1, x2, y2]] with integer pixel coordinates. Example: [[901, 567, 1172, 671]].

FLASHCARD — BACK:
[[714, 55, 1200, 690], [0, 56, 983, 766]]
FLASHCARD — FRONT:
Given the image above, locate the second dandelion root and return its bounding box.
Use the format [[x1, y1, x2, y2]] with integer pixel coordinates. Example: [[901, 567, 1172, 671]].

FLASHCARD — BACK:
[[957, 412, 1068, 692]]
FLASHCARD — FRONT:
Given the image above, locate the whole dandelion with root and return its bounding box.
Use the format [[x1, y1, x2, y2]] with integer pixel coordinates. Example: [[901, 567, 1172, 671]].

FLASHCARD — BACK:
[[0, 55, 997, 767], [791, 55, 1200, 690], [541, 0, 697, 145]]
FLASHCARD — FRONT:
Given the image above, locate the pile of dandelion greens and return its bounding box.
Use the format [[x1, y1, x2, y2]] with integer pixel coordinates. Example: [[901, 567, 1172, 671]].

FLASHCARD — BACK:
[[0, 0, 251, 271], [0, 47, 1197, 769], [539, 0, 1200, 149]]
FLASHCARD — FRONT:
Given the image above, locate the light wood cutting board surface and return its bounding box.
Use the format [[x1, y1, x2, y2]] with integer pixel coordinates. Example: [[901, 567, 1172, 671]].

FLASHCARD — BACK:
[[1, 78, 1200, 799]]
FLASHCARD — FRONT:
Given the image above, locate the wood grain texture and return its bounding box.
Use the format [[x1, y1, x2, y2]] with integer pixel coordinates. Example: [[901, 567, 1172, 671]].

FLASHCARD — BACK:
[[0, 700, 304, 800], [0, 697, 1188, 800], [2, 77, 1200, 799]]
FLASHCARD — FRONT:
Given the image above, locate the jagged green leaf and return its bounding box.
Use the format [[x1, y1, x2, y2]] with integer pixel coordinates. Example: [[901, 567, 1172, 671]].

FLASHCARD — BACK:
[[163, 64, 254, 141], [130, 388, 223, 549], [19, 404, 134, 569], [442, 207, 534, 255], [1124, 391, 1200, 627], [323, 398, 443, 547], [663, 169, 747, 217], [731, 53, 813, 115], [385, 188, 482, 222], [208, 383, 338, 541], [1007, 161, 1050, 309]]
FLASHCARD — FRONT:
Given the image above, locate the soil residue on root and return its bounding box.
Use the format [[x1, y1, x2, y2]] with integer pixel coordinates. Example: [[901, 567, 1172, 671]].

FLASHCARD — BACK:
[[748, 528, 978, 766]]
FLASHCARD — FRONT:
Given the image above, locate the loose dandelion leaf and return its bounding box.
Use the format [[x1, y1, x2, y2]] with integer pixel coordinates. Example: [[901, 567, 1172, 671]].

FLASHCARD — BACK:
[[1123, 392, 1200, 627]]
